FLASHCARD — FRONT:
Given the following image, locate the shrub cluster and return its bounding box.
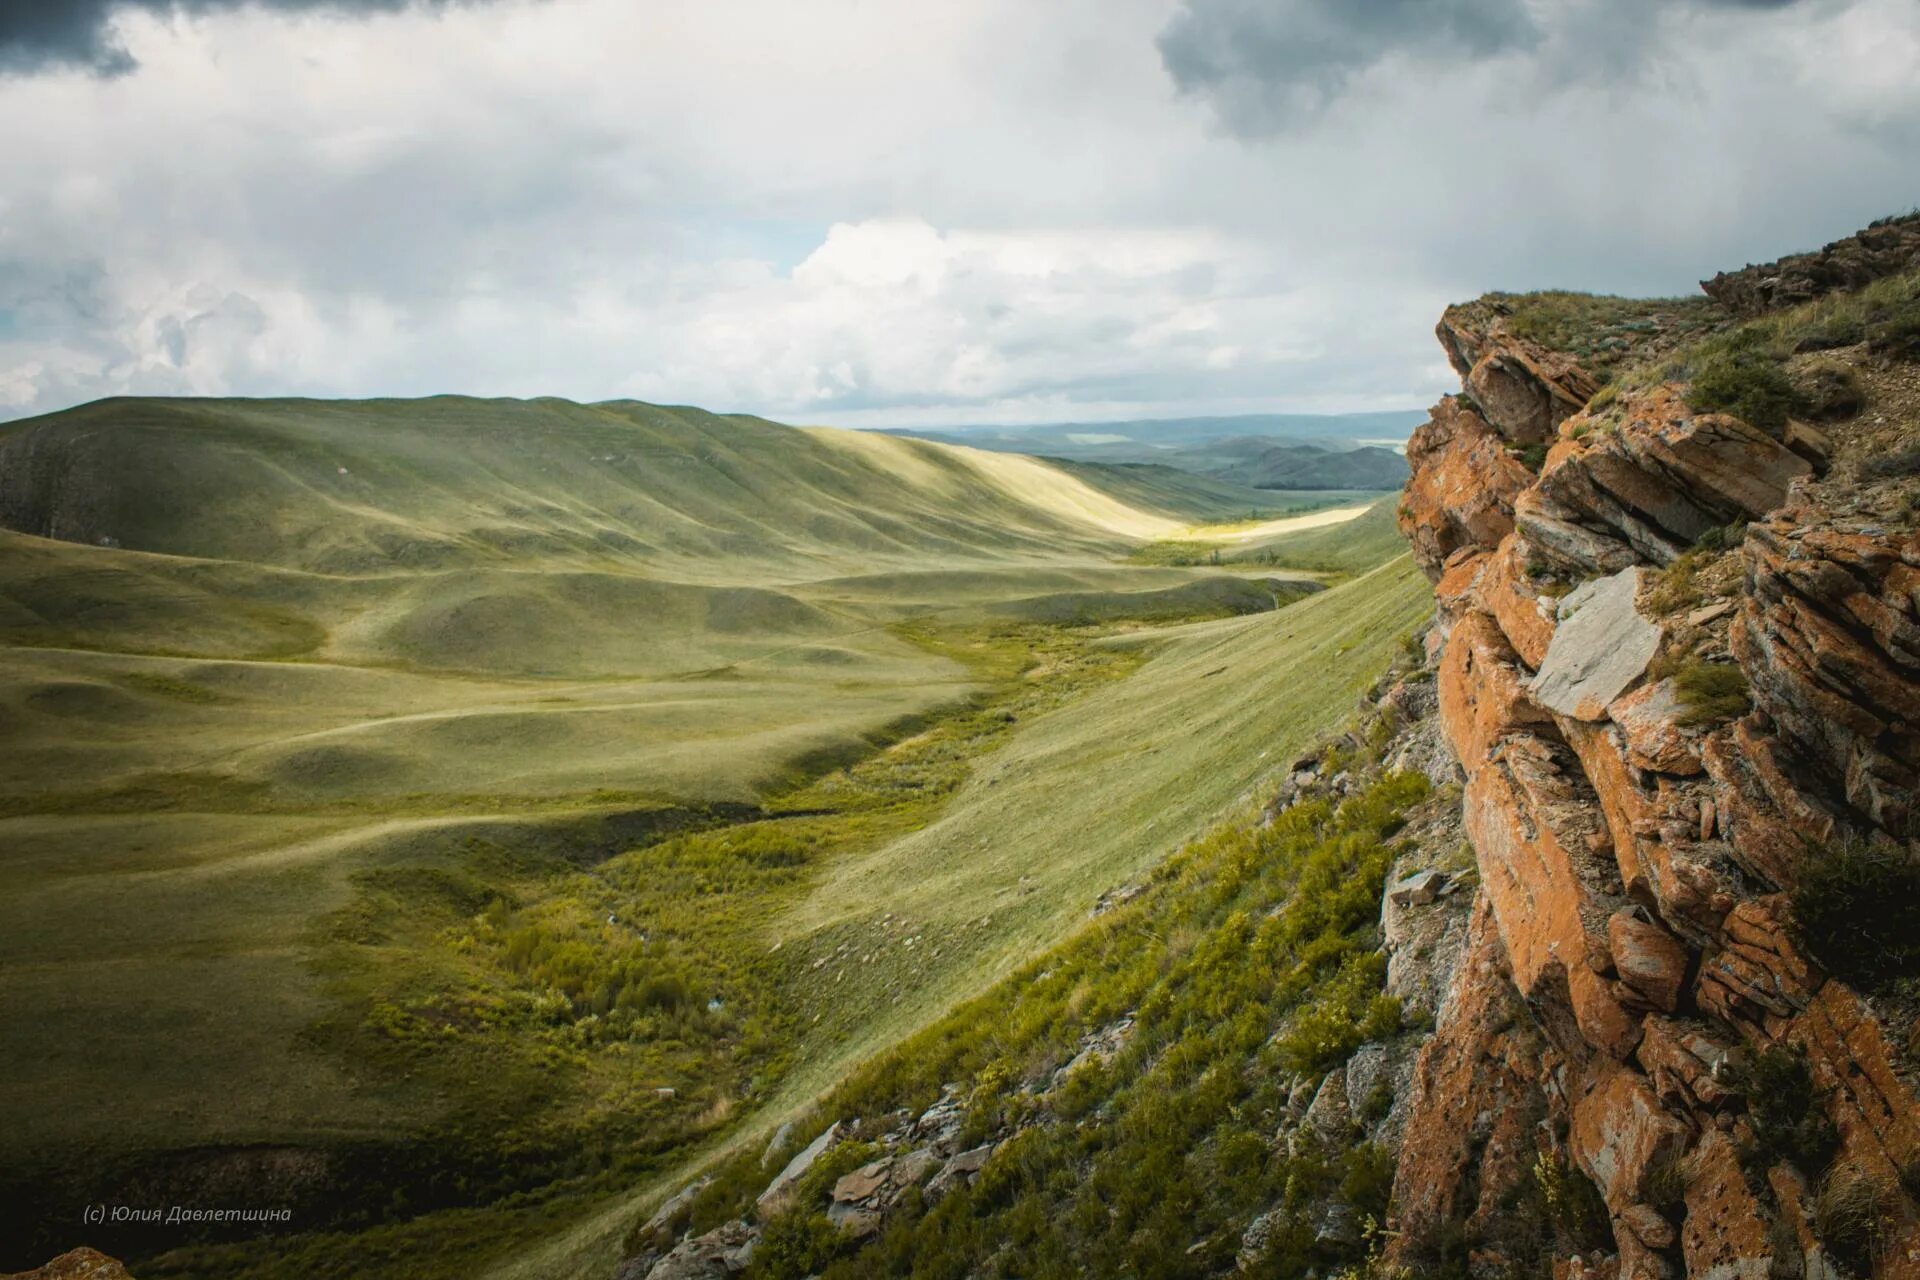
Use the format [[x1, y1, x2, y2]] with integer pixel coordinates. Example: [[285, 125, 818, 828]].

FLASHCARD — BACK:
[[1792, 839, 1920, 990], [1672, 660, 1752, 727], [1685, 345, 1805, 431], [1727, 1044, 1839, 1176]]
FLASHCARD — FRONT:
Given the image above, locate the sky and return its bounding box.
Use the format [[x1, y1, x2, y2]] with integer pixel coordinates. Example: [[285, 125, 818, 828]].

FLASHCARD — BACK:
[[0, 0, 1915, 427]]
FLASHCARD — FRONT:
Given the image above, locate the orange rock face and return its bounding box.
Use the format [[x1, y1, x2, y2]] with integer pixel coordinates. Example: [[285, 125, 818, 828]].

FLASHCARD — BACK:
[[1737, 510, 1920, 841], [1570, 1064, 1688, 1210], [1606, 910, 1688, 1013], [1388, 899, 1551, 1269], [1400, 395, 1536, 581], [1682, 1132, 1779, 1279], [1522, 385, 1812, 573], [1437, 305, 1601, 443], [1390, 271, 1920, 1278]]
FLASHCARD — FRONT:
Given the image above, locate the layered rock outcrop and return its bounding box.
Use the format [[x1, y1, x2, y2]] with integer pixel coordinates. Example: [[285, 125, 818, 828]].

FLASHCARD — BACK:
[[1702, 213, 1920, 317], [1390, 257, 1920, 1278]]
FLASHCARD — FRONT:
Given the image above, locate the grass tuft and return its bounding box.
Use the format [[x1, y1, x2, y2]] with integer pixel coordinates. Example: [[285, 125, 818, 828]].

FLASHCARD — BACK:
[[1792, 840, 1920, 991], [1811, 1164, 1896, 1276], [1672, 660, 1751, 726]]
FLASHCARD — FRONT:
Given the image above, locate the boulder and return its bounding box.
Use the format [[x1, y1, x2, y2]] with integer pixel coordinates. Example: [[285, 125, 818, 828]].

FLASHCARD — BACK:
[[1569, 1064, 1690, 1216], [1620, 1201, 1677, 1252], [1606, 680, 1702, 777], [1523, 386, 1811, 572], [1529, 568, 1662, 721], [1299, 1067, 1354, 1148], [756, 1121, 840, 1218], [634, 1176, 714, 1251], [1700, 212, 1920, 315], [1635, 1015, 1738, 1111], [831, 1158, 892, 1204], [887, 1148, 943, 1201], [824, 1202, 884, 1239], [925, 1143, 994, 1202], [908, 1087, 966, 1152], [1605, 911, 1690, 1013], [1436, 305, 1602, 443], [644, 1219, 758, 1279], [1388, 869, 1449, 908]]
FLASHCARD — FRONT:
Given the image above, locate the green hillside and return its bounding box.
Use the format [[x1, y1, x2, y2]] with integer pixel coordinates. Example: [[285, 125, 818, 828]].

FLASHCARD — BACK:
[[0, 394, 1419, 1277], [1041, 458, 1361, 522], [0, 396, 1279, 577]]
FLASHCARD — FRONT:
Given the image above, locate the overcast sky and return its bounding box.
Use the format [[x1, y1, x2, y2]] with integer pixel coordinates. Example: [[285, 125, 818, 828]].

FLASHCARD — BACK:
[[0, 0, 1915, 426]]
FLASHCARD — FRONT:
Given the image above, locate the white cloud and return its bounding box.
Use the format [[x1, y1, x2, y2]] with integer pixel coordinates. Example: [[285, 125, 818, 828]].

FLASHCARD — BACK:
[[0, 0, 1914, 425]]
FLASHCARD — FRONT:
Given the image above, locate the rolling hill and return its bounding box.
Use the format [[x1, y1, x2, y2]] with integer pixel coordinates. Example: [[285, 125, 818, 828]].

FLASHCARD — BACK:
[[0, 396, 1318, 578], [0, 394, 1422, 1278]]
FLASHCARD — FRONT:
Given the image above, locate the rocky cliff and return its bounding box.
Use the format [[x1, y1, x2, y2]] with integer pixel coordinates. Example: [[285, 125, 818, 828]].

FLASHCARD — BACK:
[[1389, 223, 1920, 1280]]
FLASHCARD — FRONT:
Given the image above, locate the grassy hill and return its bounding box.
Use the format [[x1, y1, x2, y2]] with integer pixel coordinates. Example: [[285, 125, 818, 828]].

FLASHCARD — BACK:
[[0, 394, 1421, 1277], [1204, 441, 1409, 491], [0, 396, 1307, 578]]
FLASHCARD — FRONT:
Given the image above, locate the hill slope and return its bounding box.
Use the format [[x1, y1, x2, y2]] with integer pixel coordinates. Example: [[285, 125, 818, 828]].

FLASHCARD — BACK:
[[0, 393, 1412, 1277], [0, 396, 1292, 578]]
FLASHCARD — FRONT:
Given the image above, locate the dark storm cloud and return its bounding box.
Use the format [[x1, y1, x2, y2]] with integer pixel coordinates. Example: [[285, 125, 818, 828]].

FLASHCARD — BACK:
[[1159, 0, 1822, 131], [0, 0, 479, 73], [1158, 0, 1539, 125]]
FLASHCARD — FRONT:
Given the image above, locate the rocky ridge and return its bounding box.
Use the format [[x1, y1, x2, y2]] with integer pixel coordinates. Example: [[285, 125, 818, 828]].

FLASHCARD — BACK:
[[1391, 229, 1920, 1280], [1702, 214, 1920, 318]]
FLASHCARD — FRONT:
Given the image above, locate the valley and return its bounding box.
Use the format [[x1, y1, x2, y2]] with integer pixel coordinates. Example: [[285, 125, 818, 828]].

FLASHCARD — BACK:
[[0, 395, 1414, 1277]]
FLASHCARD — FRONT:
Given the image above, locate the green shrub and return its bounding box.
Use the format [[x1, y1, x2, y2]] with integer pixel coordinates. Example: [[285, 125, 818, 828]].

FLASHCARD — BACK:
[[1792, 840, 1920, 990], [1868, 311, 1920, 362], [1729, 1044, 1839, 1175], [1673, 661, 1750, 726], [1692, 520, 1748, 553], [753, 1211, 852, 1278], [1794, 360, 1866, 421], [1686, 348, 1804, 431], [1861, 444, 1920, 480], [640, 770, 1433, 1280]]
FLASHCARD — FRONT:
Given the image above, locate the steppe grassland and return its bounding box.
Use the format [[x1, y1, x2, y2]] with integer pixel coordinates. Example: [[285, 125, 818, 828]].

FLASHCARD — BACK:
[[461, 555, 1430, 1280], [0, 394, 1404, 1277]]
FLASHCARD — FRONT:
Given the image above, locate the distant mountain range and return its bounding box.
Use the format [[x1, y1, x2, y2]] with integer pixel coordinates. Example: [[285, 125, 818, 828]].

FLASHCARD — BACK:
[[875, 410, 1420, 490]]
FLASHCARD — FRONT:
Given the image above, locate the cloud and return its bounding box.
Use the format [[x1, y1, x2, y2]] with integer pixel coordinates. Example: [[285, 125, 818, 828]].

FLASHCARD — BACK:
[[1159, 0, 1539, 128], [1159, 0, 1834, 131], [0, 0, 480, 73], [0, 0, 1913, 427]]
